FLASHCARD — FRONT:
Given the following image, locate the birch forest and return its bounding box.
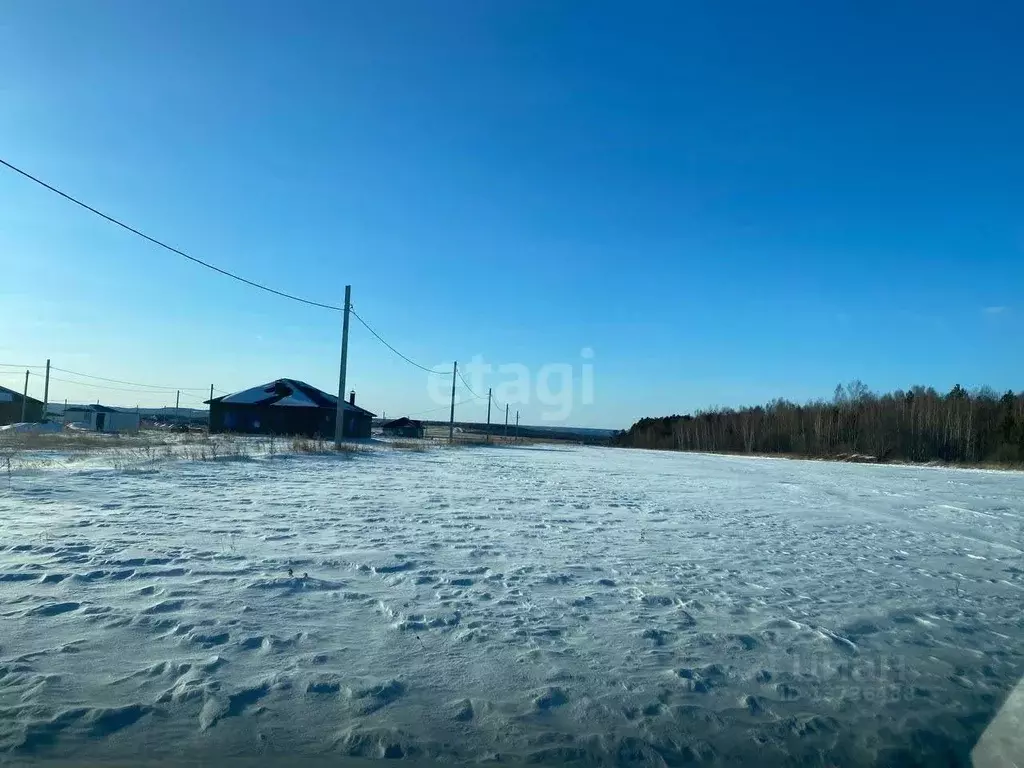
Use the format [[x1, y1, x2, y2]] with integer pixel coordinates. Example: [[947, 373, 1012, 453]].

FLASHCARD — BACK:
[[619, 382, 1024, 465]]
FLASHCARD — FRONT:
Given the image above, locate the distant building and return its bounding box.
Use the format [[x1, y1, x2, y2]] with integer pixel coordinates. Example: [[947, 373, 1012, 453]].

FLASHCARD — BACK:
[[382, 417, 425, 439], [65, 404, 141, 433], [206, 379, 374, 439], [0, 385, 43, 426]]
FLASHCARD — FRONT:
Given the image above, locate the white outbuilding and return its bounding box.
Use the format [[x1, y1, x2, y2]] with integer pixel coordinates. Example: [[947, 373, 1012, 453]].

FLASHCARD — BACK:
[[65, 404, 141, 433]]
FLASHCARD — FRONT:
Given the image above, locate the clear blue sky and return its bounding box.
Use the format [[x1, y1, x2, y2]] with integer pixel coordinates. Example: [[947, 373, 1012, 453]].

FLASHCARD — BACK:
[[1, 1, 1021, 427]]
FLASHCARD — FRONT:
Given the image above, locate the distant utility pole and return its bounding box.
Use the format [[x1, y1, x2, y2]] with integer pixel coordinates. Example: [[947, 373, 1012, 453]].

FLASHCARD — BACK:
[[486, 388, 492, 443], [175, 390, 180, 425], [42, 359, 50, 421], [504, 403, 509, 440], [448, 361, 458, 444], [334, 284, 352, 446], [209, 384, 214, 430], [63, 398, 68, 426], [515, 410, 520, 443], [21, 369, 28, 422]]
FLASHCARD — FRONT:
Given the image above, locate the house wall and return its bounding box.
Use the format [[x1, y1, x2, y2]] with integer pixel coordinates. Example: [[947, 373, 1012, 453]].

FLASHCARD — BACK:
[[211, 403, 334, 437], [0, 398, 43, 426], [64, 410, 91, 427], [65, 410, 140, 433], [105, 412, 141, 433], [210, 403, 372, 438], [344, 411, 372, 439], [383, 425, 424, 438]]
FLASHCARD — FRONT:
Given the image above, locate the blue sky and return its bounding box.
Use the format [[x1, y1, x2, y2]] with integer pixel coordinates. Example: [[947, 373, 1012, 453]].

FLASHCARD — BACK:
[[1, 1, 1021, 427]]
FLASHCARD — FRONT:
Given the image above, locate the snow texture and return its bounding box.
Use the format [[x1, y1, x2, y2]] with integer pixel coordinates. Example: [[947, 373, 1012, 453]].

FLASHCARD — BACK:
[[1, 445, 1023, 765]]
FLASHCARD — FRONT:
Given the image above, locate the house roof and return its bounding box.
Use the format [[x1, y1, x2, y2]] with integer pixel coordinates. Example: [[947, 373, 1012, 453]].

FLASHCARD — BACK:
[[206, 379, 376, 416], [0, 385, 43, 406], [66, 404, 120, 413], [383, 417, 423, 428]]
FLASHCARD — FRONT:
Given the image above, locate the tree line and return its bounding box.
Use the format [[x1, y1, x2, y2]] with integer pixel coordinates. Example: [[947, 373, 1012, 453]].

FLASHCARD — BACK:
[[618, 382, 1024, 466]]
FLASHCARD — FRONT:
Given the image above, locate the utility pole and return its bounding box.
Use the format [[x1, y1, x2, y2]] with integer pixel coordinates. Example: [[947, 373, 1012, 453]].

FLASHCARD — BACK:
[[175, 390, 180, 426], [21, 370, 28, 422], [63, 398, 67, 426], [42, 359, 50, 421], [486, 388, 492, 443], [515, 410, 520, 443], [504, 403, 509, 440], [334, 285, 352, 446], [448, 361, 457, 444], [209, 384, 214, 431]]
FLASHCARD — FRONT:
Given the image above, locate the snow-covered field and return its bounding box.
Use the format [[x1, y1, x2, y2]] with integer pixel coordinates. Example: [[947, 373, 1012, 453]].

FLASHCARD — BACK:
[[1, 444, 1023, 765]]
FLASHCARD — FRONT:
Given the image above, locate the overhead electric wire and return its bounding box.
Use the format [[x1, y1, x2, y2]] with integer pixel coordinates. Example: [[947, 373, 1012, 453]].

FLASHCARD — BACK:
[[405, 394, 486, 418], [457, 368, 482, 399], [350, 309, 445, 374], [0, 157, 342, 312], [47, 375, 182, 395], [51, 366, 208, 392], [0, 158, 504, 391]]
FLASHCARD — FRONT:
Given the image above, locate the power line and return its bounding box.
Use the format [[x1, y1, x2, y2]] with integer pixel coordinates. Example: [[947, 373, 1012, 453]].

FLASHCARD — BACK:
[[0, 157, 342, 312], [457, 368, 481, 399], [47, 375, 184, 396], [350, 309, 445, 375], [51, 366, 208, 392], [459, 372, 505, 412], [0, 363, 45, 370], [0, 158, 507, 390], [405, 395, 485, 418]]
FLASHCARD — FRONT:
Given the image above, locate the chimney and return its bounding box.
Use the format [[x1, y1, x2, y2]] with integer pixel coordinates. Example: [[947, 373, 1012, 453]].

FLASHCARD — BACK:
[[348, 390, 356, 405]]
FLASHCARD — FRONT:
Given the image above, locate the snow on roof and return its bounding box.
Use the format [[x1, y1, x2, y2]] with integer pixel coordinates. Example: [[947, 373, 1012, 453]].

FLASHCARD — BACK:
[[275, 392, 317, 407], [213, 379, 375, 415], [65, 404, 120, 413]]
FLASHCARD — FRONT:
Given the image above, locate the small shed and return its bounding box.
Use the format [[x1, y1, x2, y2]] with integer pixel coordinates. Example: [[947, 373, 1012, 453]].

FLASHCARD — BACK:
[[65, 405, 141, 433], [382, 417, 425, 439], [206, 379, 375, 438], [0, 385, 44, 426]]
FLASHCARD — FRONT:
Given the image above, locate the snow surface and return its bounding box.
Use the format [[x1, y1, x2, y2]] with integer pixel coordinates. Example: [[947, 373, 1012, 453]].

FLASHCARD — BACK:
[[1, 446, 1023, 765], [0, 422, 63, 434]]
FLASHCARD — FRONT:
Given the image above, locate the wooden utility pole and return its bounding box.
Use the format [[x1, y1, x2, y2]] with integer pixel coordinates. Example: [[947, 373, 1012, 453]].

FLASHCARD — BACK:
[[20, 369, 28, 422], [174, 390, 180, 426], [448, 361, 457, 444], [42, 359, 50, 421], [515, 410, 519, 443], [209, 384, 214, 430], [334, 285, 352, 446], [504, 403, 509, 440]]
